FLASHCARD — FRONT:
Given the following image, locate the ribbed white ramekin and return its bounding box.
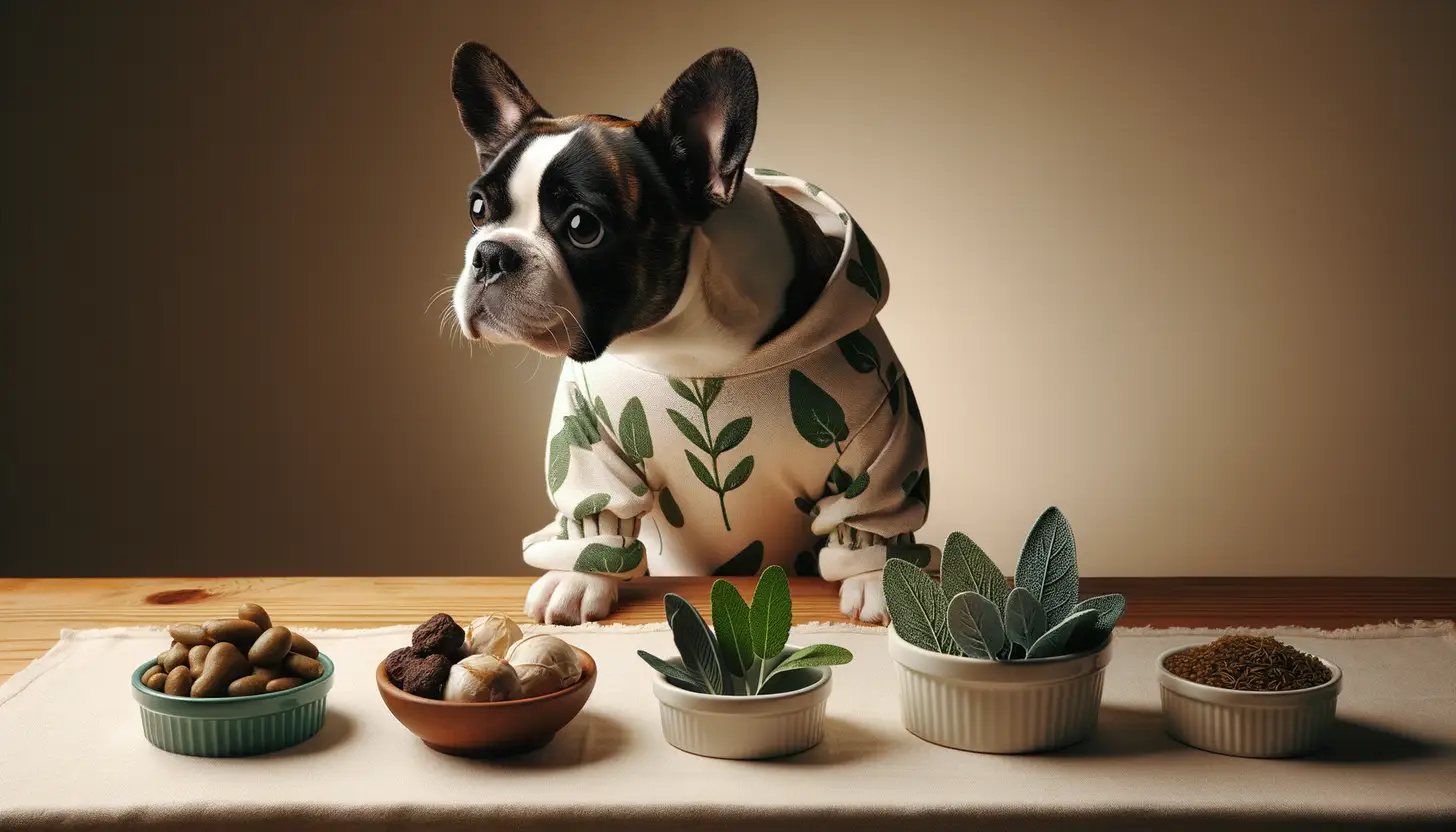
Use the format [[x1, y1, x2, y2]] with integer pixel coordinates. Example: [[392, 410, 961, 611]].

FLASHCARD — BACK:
[[1157, 644, 1341, 758], [887, 625, 1112, 753], [650, 645, 831, 759]]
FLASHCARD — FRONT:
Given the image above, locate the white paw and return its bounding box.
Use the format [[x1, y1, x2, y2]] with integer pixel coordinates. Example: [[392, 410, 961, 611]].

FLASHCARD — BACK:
[[839, 571, 887, 624], [525, 571, 619, 624]]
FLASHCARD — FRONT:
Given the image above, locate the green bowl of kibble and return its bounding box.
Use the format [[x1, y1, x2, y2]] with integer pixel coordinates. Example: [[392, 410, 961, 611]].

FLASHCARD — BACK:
[[1158, 635, 1341, 758], [130, 602, 335, 757]]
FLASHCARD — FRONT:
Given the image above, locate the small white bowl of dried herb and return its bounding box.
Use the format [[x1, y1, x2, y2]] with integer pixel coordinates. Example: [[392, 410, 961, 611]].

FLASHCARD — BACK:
[[1158, 635, 1341, 758]]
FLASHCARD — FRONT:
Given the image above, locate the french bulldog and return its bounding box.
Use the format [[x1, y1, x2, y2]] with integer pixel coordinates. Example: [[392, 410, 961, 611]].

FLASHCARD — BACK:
[[448, 43, 936, 625]]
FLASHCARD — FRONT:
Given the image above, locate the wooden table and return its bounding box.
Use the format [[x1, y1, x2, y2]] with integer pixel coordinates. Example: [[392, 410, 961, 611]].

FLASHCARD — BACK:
[[2, 576, 1453, 684]]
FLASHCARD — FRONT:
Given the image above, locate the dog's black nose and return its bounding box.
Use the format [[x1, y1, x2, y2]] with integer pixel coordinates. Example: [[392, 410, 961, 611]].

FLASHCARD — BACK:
[[472, 240, 522, 285]]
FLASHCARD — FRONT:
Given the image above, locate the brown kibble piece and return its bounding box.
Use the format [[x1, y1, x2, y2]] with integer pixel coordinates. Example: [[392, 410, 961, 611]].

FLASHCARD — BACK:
[[204, 618, 262, 650], [288, 632, 319, 659], [1164, 635, 1333, 692], [160, 642, 190, 673], [168, 624, 212, 647], [397, 652, 452, 699], [164, 666, 193, 696], [227, 674, 270, 697], [188, 644, 211, 675], [191, 641, 252, 697], [411, 613, 464, 657], [146, 672, 168, 691], [283, 652, 324, 681], [250, 665, 284, 683], [249, 626, 293, 666], [238, 602, 272, 632], [384, 647, 414, 687], [141, 665, 166, 686], [265, 677, 305, 692]]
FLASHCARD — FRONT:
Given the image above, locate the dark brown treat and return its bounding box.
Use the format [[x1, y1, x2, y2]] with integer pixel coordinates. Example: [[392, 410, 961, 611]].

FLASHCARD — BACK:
[[411, 613, 464, 657], [397, 652, 452, 699], [385, 647, 415, 687]]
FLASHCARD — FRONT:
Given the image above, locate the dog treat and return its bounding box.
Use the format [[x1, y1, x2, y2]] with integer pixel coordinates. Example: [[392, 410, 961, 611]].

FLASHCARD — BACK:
[[283, 652, 325, 681], [463, 613, 523, 660], [266, 677, 305, 693], [141, 603, 323, 698], [444, 654, 524, 703], [204, 618, 262, 650], [289, 631, 320, 659], [227, 674, 271, 697], [141, 665, 166, 686], [398, 652, 453, 699], [411, 613, 465, 657], [237, 602, 272, 632], [506, 635, 583, 698], [145, 672, 168, 691], [1165, 635, 1332, 691], [187, 644, 211, 676], [164, 666, 193, 696], [159, 642, 190, 673], [249, 626, 293, 666], [168, 624, 212, 647], [191, 641, 252, 698]]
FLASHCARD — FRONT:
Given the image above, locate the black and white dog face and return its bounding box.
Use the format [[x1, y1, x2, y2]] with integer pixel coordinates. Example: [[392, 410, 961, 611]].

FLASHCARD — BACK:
[[451, 44, 758, 362]]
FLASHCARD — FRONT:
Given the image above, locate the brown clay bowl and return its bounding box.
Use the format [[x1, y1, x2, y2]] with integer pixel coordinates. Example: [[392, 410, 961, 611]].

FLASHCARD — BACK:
[[376, 646, 596, 757]]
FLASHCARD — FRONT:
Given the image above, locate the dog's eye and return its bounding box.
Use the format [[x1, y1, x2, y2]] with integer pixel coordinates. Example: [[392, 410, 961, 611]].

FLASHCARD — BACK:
[[566, 210, 604, 249], [469, 195, 486, 228]]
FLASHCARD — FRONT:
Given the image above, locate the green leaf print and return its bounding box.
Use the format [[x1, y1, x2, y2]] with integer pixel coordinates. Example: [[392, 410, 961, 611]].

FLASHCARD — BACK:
[[557, 514, 568, 539], [573, 540, 646, 574], [630, 482, 648, 496], [668, 408, 711, 454], [901, 469, 920, 496], [572, 388, 598, 435], [789, 370, 849, 451], [846, 224, 884, 301], [573, 492, 611, 521], [752, 167, 787, 177], [722, 456, 755, 492], [885, 362, 902, 415], [562, 414, 594, 450], [658, 486, 685, 528], [668, 378, 700, 407], [685, 450, 717, 492], [713, 417, 752, 454], [794, 551, 818, 576], [827, 464, 853, 494], [905, 378, 923, 430], [794, 496, 815, 515], [713, 540, 764, 577], [593, 396, 613, 435], [700, 377, 724, 409], [805, 182, 822, 197], [547, 429, 571, 494], [837, 331, 880, 373], [845, 471, 870, 499], [913, 467, 930, 505], [617, 397, 653, 464]]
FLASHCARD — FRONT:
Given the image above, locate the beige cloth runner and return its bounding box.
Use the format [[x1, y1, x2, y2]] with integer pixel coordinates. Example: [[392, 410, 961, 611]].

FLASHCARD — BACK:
[[1, 622, 1453, 831]]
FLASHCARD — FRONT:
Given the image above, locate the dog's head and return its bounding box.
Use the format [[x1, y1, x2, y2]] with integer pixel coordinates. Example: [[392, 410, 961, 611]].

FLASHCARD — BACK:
[[449, 44, 758, 361]]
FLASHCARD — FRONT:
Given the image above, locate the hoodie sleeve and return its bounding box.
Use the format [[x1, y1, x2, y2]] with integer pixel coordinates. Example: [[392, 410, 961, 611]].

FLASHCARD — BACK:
[[521, 367, 653, 580], [810, 378, 938, 581]]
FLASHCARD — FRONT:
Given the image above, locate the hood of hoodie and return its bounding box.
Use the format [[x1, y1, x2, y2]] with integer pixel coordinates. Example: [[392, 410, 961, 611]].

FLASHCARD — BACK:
[[606, 169, 890, 379]]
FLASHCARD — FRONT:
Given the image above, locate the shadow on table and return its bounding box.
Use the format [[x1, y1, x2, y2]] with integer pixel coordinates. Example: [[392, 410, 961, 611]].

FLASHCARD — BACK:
[[264, 708, 358, 757], [461, 711, 633, 770], [1041, 705, 1182, 759], [1301, 718, 1445, 765], [755, 717, 895, 767]]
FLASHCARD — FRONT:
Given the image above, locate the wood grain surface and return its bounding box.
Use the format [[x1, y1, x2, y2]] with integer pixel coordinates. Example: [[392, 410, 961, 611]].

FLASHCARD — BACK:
[[2, 577, 1452, 684]]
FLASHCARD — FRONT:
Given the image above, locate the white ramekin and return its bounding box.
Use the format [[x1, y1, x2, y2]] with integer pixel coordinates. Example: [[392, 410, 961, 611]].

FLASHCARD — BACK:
[[649, 645, 831, 760], [1157, 644, 1342, 758], [887, 624, 1112, 753]]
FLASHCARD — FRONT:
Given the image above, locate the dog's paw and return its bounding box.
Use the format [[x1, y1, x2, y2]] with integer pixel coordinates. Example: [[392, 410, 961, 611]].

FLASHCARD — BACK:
[[838, 571, 887, 624], [525, 571, 619, 624]]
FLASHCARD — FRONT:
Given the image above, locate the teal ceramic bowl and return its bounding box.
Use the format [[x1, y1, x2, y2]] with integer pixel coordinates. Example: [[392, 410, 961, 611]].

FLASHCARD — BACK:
[[130, 653, 334, 757]]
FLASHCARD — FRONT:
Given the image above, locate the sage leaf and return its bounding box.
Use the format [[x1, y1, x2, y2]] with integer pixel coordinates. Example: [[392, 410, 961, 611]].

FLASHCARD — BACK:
[[1003, 586, 1047, 654], [617, 397, 653, 462], [547, 429, 570, 493], [700, 377, 724, 409], [1015, 506, 1078, 627], [1027, 608, 1100, 659], [947, 591, 1006, 660], [593, 396, 613, 435], [709, 579, 754, 676], [713, 540, 763, 577], [941, 532, 1009, 609], [722, 455, 754, 492], [572, 492, 610, 521], [665, 593, 726, 696], [713, 416, 752, 455], [748, 565, 792, 661], [668, 377, 700, 406], [789, 370, 848, 449], [763, 643, 853, 686], [668, 409, 711, 454], [882, 557, 955, 655], [845, 471, 869, 498], [573, 540, 645, 574], [836, 331, 880, 373], [1067, 593, 1126, 651], [659, 486, 685, 528], [637, 650, 706, 693], [684, 450, 717, 492]]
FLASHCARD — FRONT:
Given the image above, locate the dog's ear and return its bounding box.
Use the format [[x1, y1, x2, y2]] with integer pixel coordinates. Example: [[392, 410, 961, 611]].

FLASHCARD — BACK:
[[636, 48, 758, 221], [452, 42, 550, 171]]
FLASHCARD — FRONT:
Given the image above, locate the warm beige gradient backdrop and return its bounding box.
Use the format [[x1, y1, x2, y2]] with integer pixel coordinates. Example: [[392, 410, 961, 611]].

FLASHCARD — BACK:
[[3, 2, 1453, 578]]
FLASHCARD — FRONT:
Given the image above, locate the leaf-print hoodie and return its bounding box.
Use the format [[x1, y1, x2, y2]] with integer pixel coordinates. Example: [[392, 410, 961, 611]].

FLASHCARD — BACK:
[[521, 169, 937, 582]]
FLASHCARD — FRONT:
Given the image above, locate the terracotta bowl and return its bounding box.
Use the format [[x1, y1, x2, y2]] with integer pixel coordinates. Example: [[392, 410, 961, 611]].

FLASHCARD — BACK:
[[376, 646, 596, 757]]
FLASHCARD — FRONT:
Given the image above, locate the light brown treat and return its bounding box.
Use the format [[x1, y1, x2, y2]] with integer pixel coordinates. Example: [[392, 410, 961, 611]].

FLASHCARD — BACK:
[[227, 674, 270, 697], [191, 641, 252, 698], [164, 666, 193, 696], [160, 642, 190, 673], [265, 677, 305, 692], [141, 665, 166, 686], [168, 624, 212, 647], [187, 644, 211, 676], [463, 613, 523, 660], [283, 652, 324, 681], [203, 619, 262, 650], [444, 654, 523, 702], [288, 632, 319, 659], [506, 635, 583, 698], [146, 673, 168, 691], [237, 602, 272, 632], [249, 626, 293, 666], [249, 665, 284, 683]]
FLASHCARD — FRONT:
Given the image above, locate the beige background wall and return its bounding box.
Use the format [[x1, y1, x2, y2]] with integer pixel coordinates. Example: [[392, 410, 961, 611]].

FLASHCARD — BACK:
[[3, 1, 1453, 578]]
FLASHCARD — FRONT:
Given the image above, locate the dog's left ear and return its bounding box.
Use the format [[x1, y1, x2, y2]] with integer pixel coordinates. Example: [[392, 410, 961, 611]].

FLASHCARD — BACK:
[[636, 48, 758, 221], [452, 42, 550, 171]]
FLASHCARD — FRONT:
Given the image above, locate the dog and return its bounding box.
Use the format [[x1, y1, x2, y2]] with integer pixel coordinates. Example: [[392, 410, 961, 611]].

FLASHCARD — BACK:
[[448, 43, 937, 624]]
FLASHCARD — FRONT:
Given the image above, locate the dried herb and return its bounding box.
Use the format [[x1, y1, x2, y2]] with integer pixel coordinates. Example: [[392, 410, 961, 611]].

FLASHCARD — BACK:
[[1164, 635, 1332, 691]]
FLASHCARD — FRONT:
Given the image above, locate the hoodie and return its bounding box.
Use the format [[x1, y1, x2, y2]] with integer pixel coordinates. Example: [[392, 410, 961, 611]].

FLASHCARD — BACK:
[[521, 169, 936, 581]]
